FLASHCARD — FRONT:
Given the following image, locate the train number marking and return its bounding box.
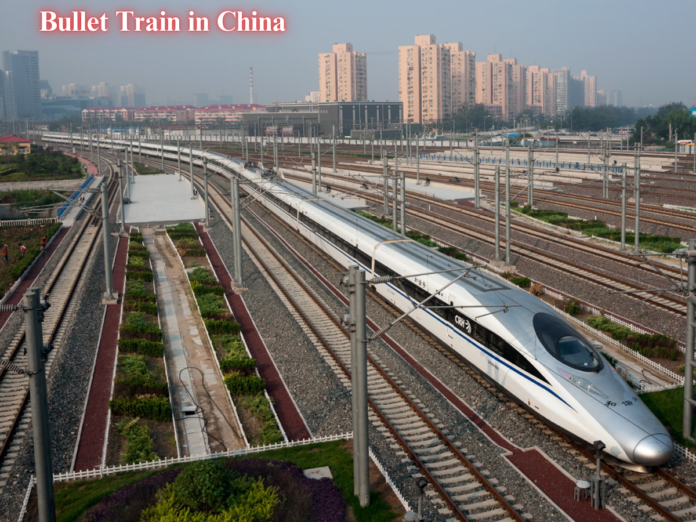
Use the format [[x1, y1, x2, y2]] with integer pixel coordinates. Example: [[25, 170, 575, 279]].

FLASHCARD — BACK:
[[605, 401, 617, 407], [454, 315, 472, 334]]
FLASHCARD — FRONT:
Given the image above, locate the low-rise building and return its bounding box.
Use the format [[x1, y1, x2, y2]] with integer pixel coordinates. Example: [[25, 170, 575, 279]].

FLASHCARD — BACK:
[[195, 104, 265, 124], [82, 107, 134, 122], [134, 105, 196, 123], [0, 135, 31, 155]]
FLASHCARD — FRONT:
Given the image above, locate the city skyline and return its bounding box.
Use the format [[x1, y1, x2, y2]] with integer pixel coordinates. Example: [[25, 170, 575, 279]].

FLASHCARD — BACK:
[[0, 0, 693, 110]]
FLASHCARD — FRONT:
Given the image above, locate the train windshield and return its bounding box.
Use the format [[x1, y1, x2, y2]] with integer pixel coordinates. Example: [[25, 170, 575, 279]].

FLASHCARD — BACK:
[[533, 313, 602, 372]]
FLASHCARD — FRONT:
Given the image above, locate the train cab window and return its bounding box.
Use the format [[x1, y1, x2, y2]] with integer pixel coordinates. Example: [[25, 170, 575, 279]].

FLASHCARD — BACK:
[[533, 313, 602, 372]]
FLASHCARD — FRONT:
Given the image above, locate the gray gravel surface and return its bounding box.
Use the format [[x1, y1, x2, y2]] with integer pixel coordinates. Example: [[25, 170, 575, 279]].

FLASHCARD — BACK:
[[0, 204, 119, 521]]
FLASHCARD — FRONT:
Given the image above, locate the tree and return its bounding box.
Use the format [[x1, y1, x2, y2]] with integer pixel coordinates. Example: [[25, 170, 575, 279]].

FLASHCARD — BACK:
[[453, 104, 494, 133]]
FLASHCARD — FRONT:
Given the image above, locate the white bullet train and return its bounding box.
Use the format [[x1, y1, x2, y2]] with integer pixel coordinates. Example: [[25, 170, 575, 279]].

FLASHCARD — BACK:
[[43, 133, 674, 469]]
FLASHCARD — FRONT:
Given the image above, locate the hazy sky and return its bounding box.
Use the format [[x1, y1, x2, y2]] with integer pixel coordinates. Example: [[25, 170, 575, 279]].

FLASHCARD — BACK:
[[2, 0, 694, 108]]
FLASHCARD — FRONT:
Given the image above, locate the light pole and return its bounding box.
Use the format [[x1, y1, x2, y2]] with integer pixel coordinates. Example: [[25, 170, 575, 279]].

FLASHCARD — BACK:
[[203, 158, 210, 227]]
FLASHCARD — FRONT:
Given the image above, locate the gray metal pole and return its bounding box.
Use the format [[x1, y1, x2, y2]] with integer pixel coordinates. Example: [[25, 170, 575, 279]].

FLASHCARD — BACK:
[[127, 140, 132, 201], [275, 135, 279, 171], [495, 166, 501, 261], [24, 288, 56, 522], [311, 153, 317, 195], [332, 125, 337, 173], [232, 177, 243, 287], [634, 149, 640, 252], [683, 241, 696, 440], [588, 133, 591, 164], [351, 266, 370, 507], [177, 140, 181, 181], [371, 138, 374, 165], [160, 128, 165, 172], [190, 145, 195, 199], [555, 133, 559, 166], [203, 159, 209, 227], [349, 266, 359, 496], [383, 154, 389, 216], [138, 130, 141, 162], [117, 160, 125, 234], [505, 140, 511, 265], [621, 164, 627, 251], [101, 180, 115, 300], [474, 134, 480, 208], [199, 124, 202, 150], [675, 131, 679, 174], [261, 130, 264, 166], [416, 137, 420, 184], [317, 138, 321, 189], [89, 129, 93, 160], [400, 171, 406, 238], [527, 142, 534, 207], [97, 135, 101, 176], [392, 176, 398, 233], [603, 144, 609, 199]]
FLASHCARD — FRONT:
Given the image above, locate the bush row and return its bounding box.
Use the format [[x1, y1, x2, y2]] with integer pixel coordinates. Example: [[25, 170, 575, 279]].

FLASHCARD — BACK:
[[9, 222, 62, 280], [587, 315, 681, 360], [225, 372, 266, 396], [110, 395, 172, 422], [118, 338, 164, 358]]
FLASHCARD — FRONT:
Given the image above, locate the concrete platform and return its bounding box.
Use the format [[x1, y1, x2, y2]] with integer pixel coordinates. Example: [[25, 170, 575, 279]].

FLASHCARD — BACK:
[[287, 179, 369, 210], [124, 174, 205, 226]]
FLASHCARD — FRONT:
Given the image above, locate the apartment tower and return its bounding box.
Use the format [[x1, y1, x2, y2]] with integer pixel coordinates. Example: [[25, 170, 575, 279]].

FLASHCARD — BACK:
[[444, 43, 475, 114], [398, 35, 453, 124], [318, 43, 367, 103]]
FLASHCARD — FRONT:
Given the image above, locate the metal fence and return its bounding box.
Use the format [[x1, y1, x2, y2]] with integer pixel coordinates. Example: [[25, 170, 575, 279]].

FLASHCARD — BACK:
[[0, 217, 58, 227], [57, 175, 94, 219], [411, 154, 624, 173]]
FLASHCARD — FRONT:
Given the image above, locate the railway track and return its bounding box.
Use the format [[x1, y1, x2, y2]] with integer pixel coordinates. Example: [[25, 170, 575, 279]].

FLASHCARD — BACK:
[[0, 161, 119, 489], [156, 145, 696, 521], [278, 169, 687, 317], [192, 167, 528, 521]]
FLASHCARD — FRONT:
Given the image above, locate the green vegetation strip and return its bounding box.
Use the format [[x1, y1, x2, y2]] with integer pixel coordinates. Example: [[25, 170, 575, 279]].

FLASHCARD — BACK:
[[0, 146, 83, 181], [133, 161, 164, 175], [641, 387, 696, 452], [513, 203, 682, 253], [53, 440, 400, 522], [587, 315, 680, 361]]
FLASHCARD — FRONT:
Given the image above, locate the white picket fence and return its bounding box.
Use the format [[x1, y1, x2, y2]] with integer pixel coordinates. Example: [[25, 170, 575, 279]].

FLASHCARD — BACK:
[[0, 217, 57, 227], [674, 443, 696, 465], [53, 432, 352, 483]]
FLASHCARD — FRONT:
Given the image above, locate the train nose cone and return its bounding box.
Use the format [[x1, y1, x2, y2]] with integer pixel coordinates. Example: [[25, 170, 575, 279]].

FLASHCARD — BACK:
[[633, 434, 674, 467]]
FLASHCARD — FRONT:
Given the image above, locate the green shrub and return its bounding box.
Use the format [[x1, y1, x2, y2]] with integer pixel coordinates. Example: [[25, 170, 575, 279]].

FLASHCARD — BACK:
[[197, 293, 228, 317], [181, 248, 206, 257], [205, 319, 241, 336], [109, 395, 172, 421], [116, 418, 159, 464], [587, 315, 679, 357], [189, 267, 217, 284], [166, 222, 196, 232], [120, 312, 162, 341], [437, 246, 467, 261], [172, 460, 235, 514], [127, 256, 149, 269], [587, 315, 631, 341], [563, 298, 581, 316], [220, 356, 256, 375], [216, 335, 246, 358], [126, 270, 154, 282], [118, 338, 164, 357], [225, 372, 265, 396], [9, 222, 61, 279], [510, 276, 531, 288], [125, 300, 158, 315], [175, 238, 201, 249], [128, 249, 150, 259], [192, 282, 225, 297], [115, 354, 167, 397], [128, 241, 146, 250], [241, 395, 283, 445], [125, 279, 156, 302]]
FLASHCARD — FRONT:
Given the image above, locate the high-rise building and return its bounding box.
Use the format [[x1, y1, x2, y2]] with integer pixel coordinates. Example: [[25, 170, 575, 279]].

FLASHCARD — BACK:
[[2, 50, 41, 119], [444, 43, 475, 113], [318, 43, 367, 103], [609, 90, 623, 107], [0, 70, 16, 120], [581, 71, 597, 107], [398, 35, 451, 124], [475, 61, 493, 105], [553, 67, 570, 114], [596, 90, 606, 106], [304, 91, 320, 103], [193, 93, 209, 107], [62, 83, 90, 97], [120, 84, 146, 107], [91, 82, 115, 100], [39, 80, 52, 99], [508, 60, 527, 119]]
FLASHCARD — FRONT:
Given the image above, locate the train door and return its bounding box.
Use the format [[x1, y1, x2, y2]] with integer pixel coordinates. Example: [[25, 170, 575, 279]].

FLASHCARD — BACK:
[[445, 295, 455, 347]]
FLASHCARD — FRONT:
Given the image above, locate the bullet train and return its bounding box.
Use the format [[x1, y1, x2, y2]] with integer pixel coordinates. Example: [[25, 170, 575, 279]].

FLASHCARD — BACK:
[[43, 132, 674, 469]]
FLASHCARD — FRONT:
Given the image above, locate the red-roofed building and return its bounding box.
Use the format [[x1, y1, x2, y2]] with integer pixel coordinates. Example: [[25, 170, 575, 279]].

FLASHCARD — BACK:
[[0, 136, 31, 155], [134, 105, 196, 123], [82, 107, 134, 123], [195, 104, 265, 124]]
